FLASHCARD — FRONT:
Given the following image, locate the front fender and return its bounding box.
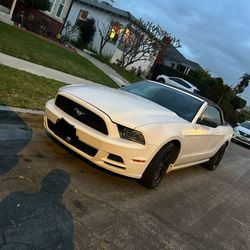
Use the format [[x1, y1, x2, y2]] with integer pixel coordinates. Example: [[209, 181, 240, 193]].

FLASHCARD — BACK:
[[136, 123, 187, 147]]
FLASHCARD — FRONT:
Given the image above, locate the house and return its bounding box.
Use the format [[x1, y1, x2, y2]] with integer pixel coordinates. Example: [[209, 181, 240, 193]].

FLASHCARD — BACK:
[[150, 41, 203, 80], [163, 44, 203, 75], [0, 0, 17, 24], [0, 0, 73, 39], [64, 0, 158, 75]]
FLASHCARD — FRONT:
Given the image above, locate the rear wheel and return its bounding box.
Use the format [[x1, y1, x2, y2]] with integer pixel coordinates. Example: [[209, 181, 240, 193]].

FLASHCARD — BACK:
[[202, 144, 227, 170], [139, 143, 179, 189]]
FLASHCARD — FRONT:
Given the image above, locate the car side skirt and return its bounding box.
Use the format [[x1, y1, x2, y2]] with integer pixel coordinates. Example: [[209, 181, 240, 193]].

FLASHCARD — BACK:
[[167, 159, 209, 173]]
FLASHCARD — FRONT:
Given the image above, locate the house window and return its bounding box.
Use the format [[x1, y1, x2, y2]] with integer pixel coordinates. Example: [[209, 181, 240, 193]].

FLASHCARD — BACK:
[[119, 27, 138, 50], [108, 23, 122, 43], [56, 0, 66, 18], [123, 28, 131, 43], [48, 0, 55, 12], [76, 9, 88, 26]]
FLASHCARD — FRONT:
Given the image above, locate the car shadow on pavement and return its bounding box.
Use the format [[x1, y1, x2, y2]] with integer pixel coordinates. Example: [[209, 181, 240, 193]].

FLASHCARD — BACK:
[[0, 110, 33, 175], [0, 169, 74, 249]]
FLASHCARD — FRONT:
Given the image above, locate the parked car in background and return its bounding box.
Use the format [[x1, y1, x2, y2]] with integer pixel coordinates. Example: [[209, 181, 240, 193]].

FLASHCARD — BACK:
[[156, 74, 199, 93], [232, 121, 250, 146], [44, 80, 233, 189]]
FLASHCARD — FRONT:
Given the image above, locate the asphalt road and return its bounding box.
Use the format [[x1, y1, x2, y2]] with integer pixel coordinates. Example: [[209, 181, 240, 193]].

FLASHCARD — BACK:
[[0, 110, 249, 249]]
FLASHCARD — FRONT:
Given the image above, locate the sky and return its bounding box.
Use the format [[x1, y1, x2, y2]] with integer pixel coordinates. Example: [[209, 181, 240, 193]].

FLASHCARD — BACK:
[[113, 0, 250, 105]]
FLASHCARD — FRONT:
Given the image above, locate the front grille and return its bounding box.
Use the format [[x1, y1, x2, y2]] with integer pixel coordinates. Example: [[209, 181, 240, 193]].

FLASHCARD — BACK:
[[55, 95, 108, 135], [239, 130, 250, 138], [47, 119, 98, 157]]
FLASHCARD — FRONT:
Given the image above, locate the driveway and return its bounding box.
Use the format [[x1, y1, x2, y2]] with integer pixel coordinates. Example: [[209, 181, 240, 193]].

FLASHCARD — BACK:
[[0, 110, 249, 249]]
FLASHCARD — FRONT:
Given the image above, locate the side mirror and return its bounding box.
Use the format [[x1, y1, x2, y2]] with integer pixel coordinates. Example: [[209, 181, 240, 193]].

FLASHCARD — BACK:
[[197, 118, 218, 128]]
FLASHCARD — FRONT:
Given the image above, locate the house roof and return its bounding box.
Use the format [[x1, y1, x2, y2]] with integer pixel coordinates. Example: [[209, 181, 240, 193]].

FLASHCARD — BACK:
[[78, 0, 137, 21], [184, 58, 202, 71], [164, 44, 202, 71], [164, 44, 186, 62]]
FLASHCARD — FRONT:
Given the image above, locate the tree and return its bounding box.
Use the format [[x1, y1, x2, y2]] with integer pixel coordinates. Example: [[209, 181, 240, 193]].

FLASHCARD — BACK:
[[229, 96, 247, 110], [238, 106, 250, 122], [234, 73, 250, 95], [78, 18, 96, 49], [190, 69, 212, 81], [97, 18, 117, 55], [61, 21, 78, 45], [119, 19, 180, 68], [22, 0, 50, 10]]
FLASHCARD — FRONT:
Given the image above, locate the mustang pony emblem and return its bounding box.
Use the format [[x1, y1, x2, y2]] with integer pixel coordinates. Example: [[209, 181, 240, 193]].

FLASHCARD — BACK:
[[74, 108, 86, 116]]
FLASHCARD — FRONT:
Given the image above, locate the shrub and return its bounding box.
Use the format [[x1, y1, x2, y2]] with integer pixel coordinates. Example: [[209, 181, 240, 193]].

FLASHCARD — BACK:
[[230, 96, 247, 110], [78, 18, 96, 49]]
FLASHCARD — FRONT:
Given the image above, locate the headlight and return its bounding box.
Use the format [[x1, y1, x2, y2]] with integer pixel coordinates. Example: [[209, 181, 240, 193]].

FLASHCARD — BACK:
[[117, 125, 145, 145]]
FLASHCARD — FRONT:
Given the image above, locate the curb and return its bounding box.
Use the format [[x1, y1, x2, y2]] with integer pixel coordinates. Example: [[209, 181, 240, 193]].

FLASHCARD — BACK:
[[0, 105, 44, 115]]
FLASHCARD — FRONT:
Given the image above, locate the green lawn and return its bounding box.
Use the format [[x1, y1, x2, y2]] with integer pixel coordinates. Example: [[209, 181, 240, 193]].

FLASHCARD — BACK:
[[91, 54, 142, 83], [109, 63, 142, 83], [0, 65, 65, 110], [0, 21, 117, 88]]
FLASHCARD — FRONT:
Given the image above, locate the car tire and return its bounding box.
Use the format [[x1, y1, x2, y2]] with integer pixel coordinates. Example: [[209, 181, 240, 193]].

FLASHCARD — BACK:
[[157, 78, 165, 83], [138, 143, 179, 189], [202, 144, 227, 171]]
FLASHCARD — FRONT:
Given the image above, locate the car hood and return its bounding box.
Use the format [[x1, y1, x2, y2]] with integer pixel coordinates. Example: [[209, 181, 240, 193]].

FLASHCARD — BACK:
[[238, 126, 250, 135], [59, 84, 186, 128]]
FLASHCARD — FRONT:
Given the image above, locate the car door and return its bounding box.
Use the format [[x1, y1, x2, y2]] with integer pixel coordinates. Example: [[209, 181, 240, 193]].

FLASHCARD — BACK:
[[194, 105, 224, 160], [176, 105, 224, 165]]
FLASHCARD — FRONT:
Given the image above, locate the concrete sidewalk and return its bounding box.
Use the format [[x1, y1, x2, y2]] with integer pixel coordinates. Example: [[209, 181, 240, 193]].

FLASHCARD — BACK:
[[76, 49, 130, 87], [0, 50, 130, 87], [0, 52, 100, 86]]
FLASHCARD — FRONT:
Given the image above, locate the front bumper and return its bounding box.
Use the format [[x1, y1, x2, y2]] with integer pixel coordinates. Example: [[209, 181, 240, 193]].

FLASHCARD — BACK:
[[232, 132, 250, 146], [44, 99, 159, 179]]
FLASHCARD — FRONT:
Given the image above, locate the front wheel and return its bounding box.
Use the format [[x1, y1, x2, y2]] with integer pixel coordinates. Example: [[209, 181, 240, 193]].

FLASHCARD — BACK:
[[202, 144, 227, 171], [138, 143, 179, 189]]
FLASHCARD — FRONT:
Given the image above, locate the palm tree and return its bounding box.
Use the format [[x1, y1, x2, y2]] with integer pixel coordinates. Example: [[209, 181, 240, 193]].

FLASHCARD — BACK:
[[234, 73, 250, 94]]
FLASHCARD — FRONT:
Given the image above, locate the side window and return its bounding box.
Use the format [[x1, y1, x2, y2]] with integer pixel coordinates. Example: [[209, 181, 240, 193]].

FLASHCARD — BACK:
[[108, 22, 123, 43], [48, 0, 55, 12], [198, 105, 222, 127], [75, 9, 89, 26], [170, 78, 191, 88], [56, 0, 66, 18]]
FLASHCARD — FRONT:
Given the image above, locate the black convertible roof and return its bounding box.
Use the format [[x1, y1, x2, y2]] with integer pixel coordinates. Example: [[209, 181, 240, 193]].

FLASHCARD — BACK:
[[149, 80, 222, 110]]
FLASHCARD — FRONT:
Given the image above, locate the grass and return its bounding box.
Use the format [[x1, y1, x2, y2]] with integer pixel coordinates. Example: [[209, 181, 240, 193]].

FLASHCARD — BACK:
[[91, 54, 142, 83], [0, 64, 65, 110], [0, 21, 117, 88], [110, 63, 142, 83]]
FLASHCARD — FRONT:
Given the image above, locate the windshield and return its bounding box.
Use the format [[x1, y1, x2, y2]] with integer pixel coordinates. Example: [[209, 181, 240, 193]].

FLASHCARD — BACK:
[[122, 81, 204, 122], [241, 121, 250, 129]]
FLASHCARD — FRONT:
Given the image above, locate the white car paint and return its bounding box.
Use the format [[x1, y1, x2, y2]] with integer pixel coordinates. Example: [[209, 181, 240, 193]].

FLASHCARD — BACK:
[[156, 74, 199, 93], [44, 81, 233, 181], [233, 121, 250, 146]]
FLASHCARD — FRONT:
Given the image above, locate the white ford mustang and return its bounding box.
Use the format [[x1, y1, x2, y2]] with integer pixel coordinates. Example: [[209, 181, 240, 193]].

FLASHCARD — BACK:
[[44, 80, 233, 188]]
